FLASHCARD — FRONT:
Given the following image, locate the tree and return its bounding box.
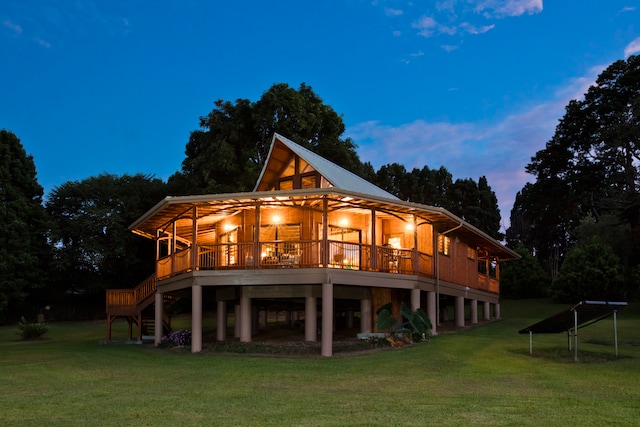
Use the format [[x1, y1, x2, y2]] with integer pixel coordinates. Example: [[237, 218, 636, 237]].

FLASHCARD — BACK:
[[509, 55, 640, 287], [46, 174, 167, 300], [173, 83, 364, 195], [549, 237, 625, 303], [0, 130, 49, 322], [499, 243, 550, 299], [449, 176, 503, 239]]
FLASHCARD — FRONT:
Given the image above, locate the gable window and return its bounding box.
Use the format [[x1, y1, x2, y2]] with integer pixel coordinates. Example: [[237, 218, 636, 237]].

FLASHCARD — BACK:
[[438, 235, 450, 256]]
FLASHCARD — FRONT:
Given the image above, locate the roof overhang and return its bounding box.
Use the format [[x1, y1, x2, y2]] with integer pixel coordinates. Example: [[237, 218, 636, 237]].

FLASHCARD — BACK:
[[130, 187, 520, 260]]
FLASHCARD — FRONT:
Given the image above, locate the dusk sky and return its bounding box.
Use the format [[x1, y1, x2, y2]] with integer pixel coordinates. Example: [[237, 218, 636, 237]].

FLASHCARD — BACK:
[[2, 1, 639, 232]]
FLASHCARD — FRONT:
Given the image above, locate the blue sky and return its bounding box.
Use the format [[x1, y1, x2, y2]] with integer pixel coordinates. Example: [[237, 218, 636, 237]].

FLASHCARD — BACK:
[[2, 1, 639, 231]]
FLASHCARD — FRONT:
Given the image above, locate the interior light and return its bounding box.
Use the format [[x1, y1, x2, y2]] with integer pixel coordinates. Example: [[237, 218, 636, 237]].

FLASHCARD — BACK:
[[272, 214, 281, 223], [406, 223, 414, 231], [339, 218, 348, 227]]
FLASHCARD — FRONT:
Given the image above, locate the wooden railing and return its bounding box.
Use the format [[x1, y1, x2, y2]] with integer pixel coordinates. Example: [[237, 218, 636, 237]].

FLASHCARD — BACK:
[[153, 241, 497, 292], [106, 273, 157, 314]]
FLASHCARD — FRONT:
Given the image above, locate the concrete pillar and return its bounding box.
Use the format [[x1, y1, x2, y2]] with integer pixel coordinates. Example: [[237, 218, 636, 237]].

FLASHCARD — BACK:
[[346, 310, 354, 329], [470, 299, 478, 324], [321, 282, 334, 357], [240, 296, 251, 342], [455, 296, 465, 328], [360, 298, 372, 333], [483, 301, 491, 321], [494, 303, 501, 319], [154, 292, 164, 346], [427, 291, 437, 335], [216, 300, 227, 341], [410, 288, 420, 311], [234, 304, 240, 338], [305, 296, 317, 342], [191, 285, 202, 353]]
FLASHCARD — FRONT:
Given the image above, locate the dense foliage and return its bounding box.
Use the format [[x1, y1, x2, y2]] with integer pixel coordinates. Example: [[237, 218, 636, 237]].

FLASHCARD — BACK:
[[46, 174, 167, 299], [0, 130, 49, 322], [499, 243, 550, 299], [549, 237, 625, 303], [171, 83, 365, 194], [507, 55, 640, 300]]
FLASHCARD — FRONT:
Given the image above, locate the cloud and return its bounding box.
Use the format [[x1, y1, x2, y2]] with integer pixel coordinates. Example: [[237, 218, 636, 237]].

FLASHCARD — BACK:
[[385, 7, 403, 17], [624, 37, 640, 58], [34, 37, 51, 48], [475, 0, 543, 18], [460, 22, 495, 35], [3, 19, 22, 36], [346, 67, 602, 225], [412, 16, 438, 37]]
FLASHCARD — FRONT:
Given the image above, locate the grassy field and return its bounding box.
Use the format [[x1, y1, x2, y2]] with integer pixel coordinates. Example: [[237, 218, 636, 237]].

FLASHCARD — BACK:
[[1, 299, 639, 426]]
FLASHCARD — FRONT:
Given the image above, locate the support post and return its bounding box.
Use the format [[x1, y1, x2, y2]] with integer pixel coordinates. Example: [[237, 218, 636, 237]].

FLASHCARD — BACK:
[[216, 300, 227, 341], [154, 292, 163, 346], [305, 296, 317, 342], [192, 285, 202, 353], [410, 288, 420, 312], [240, 296, 251, 342], [360, 297, 372, 334], [529, 330, 533, 355], [427, 291, 437, 335], [455, 296, 465, 328], [321, 282, 334, 357], [483, 301, 491, 321], [470, 299, 478, 324]]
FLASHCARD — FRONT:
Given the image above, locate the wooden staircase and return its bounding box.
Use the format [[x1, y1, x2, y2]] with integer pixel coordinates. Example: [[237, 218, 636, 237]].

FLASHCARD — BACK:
[[105, 274, 174, 341]]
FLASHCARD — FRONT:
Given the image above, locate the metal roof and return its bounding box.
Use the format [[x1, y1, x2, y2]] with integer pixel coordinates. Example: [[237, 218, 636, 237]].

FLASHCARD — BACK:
[[254, 133, 400, 200]]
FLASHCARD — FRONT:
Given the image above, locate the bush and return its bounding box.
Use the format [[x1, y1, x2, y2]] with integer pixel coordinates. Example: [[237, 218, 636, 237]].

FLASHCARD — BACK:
[[159, 329, 191, 347], [16, 316, 49, 340]]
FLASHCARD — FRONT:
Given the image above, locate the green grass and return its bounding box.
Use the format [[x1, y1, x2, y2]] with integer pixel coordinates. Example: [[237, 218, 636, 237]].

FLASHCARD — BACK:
[[1, 299, 640, 426]]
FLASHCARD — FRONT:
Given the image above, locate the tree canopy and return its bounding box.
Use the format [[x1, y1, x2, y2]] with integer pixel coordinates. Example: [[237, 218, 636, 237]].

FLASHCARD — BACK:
[[507, 54, 640, 297], [172, 83, 364, 195], [0, 130, 49, 322], [46, 174, 167, 299]]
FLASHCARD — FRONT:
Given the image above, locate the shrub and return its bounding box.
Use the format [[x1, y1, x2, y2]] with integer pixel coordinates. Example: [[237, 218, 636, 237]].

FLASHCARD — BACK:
[[16, 316, 49, 340], [159, 329, 191, 347]]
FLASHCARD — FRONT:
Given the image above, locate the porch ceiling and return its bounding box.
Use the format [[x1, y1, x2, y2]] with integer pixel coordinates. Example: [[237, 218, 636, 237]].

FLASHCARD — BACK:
[[130, 188, 520, 260]]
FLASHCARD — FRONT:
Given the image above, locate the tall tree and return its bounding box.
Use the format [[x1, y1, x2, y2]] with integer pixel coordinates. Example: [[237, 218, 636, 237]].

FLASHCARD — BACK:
[[0, 130, 49, 322], [46, 174, 167, 299], [173, 83, 364, 195], [509, 54, 640, 284]]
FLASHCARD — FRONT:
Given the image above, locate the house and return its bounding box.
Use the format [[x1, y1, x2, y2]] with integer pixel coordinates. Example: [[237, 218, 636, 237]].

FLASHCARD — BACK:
[[107, 133, 519, 356]]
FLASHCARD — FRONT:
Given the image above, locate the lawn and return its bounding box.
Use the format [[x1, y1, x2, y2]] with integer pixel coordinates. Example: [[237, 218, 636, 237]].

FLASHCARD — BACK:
[[1, 299, 639, 426]]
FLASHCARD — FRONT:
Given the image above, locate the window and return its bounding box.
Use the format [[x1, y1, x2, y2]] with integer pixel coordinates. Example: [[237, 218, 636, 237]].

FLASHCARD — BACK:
[[467, 247, 476, 260], [438, 235, 450, 256]]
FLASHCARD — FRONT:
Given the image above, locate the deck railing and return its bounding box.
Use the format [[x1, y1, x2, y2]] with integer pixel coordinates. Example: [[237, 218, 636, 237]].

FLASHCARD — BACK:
[[155, 240, 492, 291]]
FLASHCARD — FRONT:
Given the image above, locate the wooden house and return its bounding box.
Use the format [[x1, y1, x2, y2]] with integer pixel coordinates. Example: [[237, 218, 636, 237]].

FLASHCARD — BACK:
[[106, 133, 519, 356]]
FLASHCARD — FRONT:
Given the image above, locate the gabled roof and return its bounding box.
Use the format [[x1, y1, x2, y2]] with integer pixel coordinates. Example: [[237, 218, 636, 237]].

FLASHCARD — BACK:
[[254, 133, 399, 200]]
